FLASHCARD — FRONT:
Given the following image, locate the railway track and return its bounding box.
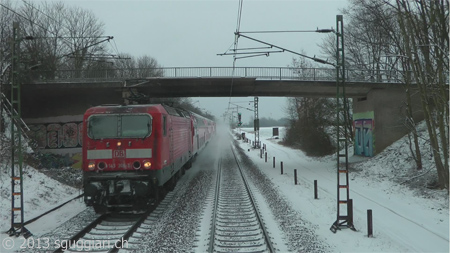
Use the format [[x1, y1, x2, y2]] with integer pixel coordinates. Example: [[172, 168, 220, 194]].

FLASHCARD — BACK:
[[208, 144, 275, 253], [54, 191, 175, 252]]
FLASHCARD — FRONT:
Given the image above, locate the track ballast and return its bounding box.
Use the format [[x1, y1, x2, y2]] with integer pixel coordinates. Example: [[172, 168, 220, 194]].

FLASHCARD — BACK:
[[208, 144, 275, 253]]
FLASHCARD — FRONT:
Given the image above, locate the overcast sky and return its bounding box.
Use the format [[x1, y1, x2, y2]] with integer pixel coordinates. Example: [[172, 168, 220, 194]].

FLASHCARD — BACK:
[[50, 0, 348, 122]]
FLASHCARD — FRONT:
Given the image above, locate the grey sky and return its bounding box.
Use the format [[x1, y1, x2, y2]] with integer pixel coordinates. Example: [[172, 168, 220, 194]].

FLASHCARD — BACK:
[[54, 0, 347, 121]]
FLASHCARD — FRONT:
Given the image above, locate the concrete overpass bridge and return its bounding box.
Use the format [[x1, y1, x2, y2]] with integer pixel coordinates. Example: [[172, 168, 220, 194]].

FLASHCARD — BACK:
[[26, 66, 405, 98], [10, 67, 422, 166]]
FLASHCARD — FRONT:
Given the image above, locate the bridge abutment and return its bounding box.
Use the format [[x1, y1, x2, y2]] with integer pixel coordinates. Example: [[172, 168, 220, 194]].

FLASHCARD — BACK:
[[353, 87, 423, 156]]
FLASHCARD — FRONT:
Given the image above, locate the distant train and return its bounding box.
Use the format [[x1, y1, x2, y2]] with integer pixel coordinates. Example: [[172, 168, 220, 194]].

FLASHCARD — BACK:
[[82, 104, 215, 213]]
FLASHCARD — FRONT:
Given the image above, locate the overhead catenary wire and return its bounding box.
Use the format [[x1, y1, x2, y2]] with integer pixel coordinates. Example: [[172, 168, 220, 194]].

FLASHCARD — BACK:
[[227, 0, 244, 116], [238, 28, 335, 34], [235, 32, 335, 67], [231, 46, 272, 51], [111, 39, 123, 57], [235, 53, 270, 60]]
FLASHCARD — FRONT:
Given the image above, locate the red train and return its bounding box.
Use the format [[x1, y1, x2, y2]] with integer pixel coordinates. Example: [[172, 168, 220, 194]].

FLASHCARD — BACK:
[[82, 104, 214, 213]]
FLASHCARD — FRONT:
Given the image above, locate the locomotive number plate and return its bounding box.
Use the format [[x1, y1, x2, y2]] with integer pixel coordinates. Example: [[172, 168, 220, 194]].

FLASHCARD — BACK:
[[113, 150, 126, 158]]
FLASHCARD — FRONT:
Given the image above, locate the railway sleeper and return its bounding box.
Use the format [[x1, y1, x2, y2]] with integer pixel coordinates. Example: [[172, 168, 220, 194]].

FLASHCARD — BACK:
[[216, 240, 266, 247], [216, 220, 259, 226], [215, 231, 263, 238], [217, 212, 255, 217], [82, 234, 122, 241], [216, 226, 261, 232], [217, 205, 254, 211], [218, 201, 252, 205], [214, 244, 267, 252], [87, 230, 128, 236], [215, 234, 264, 241], [217, 205, 253, 211], [216, 217, 258, 223]]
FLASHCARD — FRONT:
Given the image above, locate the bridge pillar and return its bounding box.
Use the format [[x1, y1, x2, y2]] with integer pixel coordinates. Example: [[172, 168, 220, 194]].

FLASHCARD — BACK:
[[353, 87, 423, 156]]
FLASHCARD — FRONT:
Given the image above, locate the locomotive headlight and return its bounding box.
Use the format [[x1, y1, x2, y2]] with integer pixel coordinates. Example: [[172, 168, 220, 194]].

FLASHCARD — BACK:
[[143, 161, 151, 169], [117, 141, 122, 147], [88, 162, 96, 170]]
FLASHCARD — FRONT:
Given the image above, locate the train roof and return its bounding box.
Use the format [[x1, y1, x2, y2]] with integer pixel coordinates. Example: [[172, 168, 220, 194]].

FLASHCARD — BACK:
[[84, 104, 190, 118], [190, 111, 213, 122]]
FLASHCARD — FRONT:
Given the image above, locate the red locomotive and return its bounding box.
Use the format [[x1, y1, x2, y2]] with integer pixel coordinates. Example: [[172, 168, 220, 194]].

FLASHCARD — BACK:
[[82, 104, 214, 213]]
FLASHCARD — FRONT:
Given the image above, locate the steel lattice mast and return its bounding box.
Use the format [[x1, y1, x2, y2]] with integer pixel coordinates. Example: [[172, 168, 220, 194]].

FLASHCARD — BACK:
[[7, 22, 29, 237], [253, 97, 259, 148], [330, 15, 356, 233]]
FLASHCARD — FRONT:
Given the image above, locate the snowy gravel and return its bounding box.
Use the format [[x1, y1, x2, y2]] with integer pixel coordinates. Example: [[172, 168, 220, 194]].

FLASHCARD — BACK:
[[35, 208, 100, 251], [37, 167, 83, 189], [140, 169, 214, 252], [234, 140, 332, 252]]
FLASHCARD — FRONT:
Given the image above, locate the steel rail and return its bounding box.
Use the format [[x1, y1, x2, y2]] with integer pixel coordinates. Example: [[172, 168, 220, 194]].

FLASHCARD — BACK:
[[54, 212, 150, 252], [209, 142, 275, 252], [230, 143, 275, 253], [208, 157, 222, 252], [109, 209, 153, 253], [54, 213, 109, 252], [53, 183, 175, 252]]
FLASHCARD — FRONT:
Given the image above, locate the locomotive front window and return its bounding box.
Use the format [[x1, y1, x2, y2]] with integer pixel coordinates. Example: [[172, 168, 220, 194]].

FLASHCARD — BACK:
[[89, 115, 118, 139], [88, 114, 152, 139], [121, 115, 152, 138]]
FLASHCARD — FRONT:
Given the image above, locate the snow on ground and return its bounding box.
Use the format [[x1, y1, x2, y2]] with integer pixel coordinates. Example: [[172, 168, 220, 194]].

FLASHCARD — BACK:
[[0, 163, 85, 252], [235, 125, 449, 252], [0, 122, 447, 252]]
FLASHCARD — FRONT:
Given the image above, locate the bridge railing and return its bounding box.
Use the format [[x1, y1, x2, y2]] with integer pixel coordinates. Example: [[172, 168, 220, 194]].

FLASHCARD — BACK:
[[31, 67, 411, 83]]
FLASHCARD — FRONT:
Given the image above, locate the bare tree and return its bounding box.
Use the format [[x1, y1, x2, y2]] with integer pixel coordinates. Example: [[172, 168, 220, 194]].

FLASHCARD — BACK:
[[113, 53, 135, 77], [3, 2, 108, 80], [18, 1, 60, 80], [113, 53, 163, 78], [0, 0, 18, 137], [0, 0, 16, 84], [62, 5, 106, 77], [284, 57, 337, 156], [394, 0, 449, 189], [32, 2, 67, 79], [136, 55, 163, 77]]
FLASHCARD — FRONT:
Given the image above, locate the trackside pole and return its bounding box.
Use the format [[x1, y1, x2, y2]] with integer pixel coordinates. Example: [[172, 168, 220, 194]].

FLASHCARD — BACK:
[[254, 97, 259, 148], [294, 169, 297, 185], [314, 180, 318, 199], [367, 210, 373, 237], [330, 15, 356, 233], [7, 22, 30, 238]]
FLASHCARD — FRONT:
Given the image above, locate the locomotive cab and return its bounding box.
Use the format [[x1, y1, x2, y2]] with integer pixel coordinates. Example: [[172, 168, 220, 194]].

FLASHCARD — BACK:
[[82, 104, 193, 213]]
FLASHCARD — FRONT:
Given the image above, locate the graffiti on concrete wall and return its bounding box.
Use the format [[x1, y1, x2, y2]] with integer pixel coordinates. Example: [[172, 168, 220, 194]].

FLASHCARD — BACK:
[[27, 122, 83, 169], [353, 111, 375, 157], [28, 122, 83, 149]]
